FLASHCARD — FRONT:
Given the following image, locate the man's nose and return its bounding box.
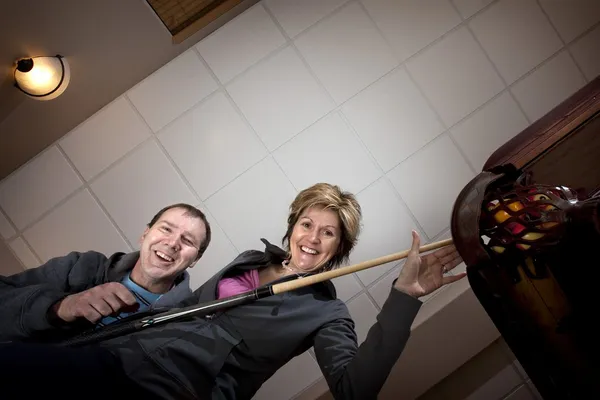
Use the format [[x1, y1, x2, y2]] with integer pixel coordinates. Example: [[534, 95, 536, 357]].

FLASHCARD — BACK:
[[165, 235, 181, 250]]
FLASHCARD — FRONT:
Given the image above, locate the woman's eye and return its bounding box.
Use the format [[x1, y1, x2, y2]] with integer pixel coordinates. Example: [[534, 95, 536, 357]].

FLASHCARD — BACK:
[[302, 222, 310, 228], [161, 226, 171, 232], [324, 230, 334, 237]]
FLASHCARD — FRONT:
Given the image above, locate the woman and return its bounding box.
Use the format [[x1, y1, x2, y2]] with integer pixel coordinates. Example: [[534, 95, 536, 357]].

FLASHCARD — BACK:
[[0, 183, 465, 400]]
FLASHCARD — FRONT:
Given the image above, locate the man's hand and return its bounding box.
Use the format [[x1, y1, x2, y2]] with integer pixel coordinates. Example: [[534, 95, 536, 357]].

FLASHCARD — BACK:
[[52, 282, 138, 323]]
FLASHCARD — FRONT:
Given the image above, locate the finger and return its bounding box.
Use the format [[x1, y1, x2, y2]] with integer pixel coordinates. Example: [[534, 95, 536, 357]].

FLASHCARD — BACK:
[[410, 230, 421, 253], [442, 272, 467, 285], [432, 245, 457, 258], [436, 246, 460, 261], [89, 297, 114, 317], [101, 292, 129, 314], [107, 283, 138, 306], [449, 254, 464, 268], [81, 305, 103, 323], [439, 253, 463, 269], [438, 251, 459, 265]]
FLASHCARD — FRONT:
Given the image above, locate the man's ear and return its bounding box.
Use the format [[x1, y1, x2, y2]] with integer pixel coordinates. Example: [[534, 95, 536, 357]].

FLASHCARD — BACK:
[[139, 227, 150, 246]]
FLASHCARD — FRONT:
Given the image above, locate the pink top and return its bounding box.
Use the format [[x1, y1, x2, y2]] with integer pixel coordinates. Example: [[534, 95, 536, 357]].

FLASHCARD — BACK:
[[217, 269, 260, 299]]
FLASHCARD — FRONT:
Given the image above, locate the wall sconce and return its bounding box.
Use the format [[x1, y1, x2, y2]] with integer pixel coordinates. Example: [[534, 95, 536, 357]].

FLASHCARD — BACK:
[[14, 55, 71, 101]]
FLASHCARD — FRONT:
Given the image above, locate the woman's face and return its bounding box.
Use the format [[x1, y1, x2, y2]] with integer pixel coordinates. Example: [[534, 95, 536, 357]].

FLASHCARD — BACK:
[[288, 206, 342, 273]]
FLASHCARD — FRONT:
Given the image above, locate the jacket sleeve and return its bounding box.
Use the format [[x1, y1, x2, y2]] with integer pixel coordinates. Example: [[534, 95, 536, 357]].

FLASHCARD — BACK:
[[0, 251, 106, 341], [312, 287, 422, 400]]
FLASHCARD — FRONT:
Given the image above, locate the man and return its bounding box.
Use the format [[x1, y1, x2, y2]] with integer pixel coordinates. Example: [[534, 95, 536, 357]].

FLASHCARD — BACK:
[[0, 202, 211, 343]]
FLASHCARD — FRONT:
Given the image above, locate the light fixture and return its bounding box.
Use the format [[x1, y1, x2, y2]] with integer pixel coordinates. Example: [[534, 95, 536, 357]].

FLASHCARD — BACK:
[[14, 55, 71, 101]]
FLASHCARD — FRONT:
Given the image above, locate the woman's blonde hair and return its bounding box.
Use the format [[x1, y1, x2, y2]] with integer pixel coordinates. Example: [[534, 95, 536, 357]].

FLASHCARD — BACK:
[[282, 183, 362, 270]]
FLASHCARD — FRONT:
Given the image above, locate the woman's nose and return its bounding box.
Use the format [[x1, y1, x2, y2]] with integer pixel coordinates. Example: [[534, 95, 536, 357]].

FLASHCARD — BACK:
[[308, 231, 320, 243]]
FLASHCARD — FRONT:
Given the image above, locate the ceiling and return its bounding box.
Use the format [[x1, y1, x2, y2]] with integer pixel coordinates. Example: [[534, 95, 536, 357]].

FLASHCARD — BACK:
[[0, 0, 259, 181]]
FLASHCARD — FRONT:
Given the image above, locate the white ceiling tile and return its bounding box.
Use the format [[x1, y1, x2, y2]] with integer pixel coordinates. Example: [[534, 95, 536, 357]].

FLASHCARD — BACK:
[[60, 97, 151, 181], [127, 50, 218, 132], [342, 67, 445, 172], [511, 358, 526, 377], [511, 51, 586, 123], [362, 0, 461, 62], [569, 25, 600, 81], [351, 179, 421, 286], [90, 140, 197, 246], [331, 273, 363, 302], [346, 292, 379, 344], [368, 265, 400, 308], [196, 4, 286, 84], [265, 0, 350, 38], [23, 189, 130, 263], [9, 237, 40, 269], [272, 113, 381, 195], [406, 26, 504, 127], [227, 46, 333, 151], [158, 92, 267, 201], [504, 384, 536, 400], [465, 364, 522, 400], [188, 210, 238, 291], [292, 376, 329, 400], [469, 0, 563, 85], [451, 92, 529, 171], [0, 146, 82, 230], [0, 210, 15, 240], [420, 285, 449, 304], [0, 239, 24, 276], [205, 156, 297, 252], [387, 135, 475, 238], [452, 0, 494, 19], [539, 0, 600, 43], [294, 2, 398, 104], [253, 351, 322, 400]]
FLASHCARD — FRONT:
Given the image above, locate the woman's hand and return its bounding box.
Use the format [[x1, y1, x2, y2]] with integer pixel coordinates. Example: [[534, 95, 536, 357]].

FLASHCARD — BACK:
[[393, 230, 466, 298]]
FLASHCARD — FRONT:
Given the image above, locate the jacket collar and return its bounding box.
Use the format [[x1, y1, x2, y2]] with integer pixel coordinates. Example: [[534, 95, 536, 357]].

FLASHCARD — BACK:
[[233, 238, 289, 271], [239, 239, 338, 299], [106, 251, 192, 307], [107, 251, 140, 280]]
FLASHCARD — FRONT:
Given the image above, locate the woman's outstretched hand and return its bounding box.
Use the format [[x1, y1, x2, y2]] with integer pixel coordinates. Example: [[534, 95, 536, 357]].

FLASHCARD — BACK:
[[393, 230, 466, 298]]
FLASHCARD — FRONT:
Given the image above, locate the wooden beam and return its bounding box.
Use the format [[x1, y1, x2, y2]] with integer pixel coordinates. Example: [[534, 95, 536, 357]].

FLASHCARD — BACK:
[[171, 0, 245, 44]]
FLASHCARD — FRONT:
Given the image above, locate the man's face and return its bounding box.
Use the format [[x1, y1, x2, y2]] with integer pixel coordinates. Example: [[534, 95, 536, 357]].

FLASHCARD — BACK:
[[138, 207, 207, 282]]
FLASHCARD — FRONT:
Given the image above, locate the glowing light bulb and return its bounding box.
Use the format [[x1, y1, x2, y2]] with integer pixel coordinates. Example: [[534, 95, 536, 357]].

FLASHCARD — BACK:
[[14, 55, 70, 100]]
